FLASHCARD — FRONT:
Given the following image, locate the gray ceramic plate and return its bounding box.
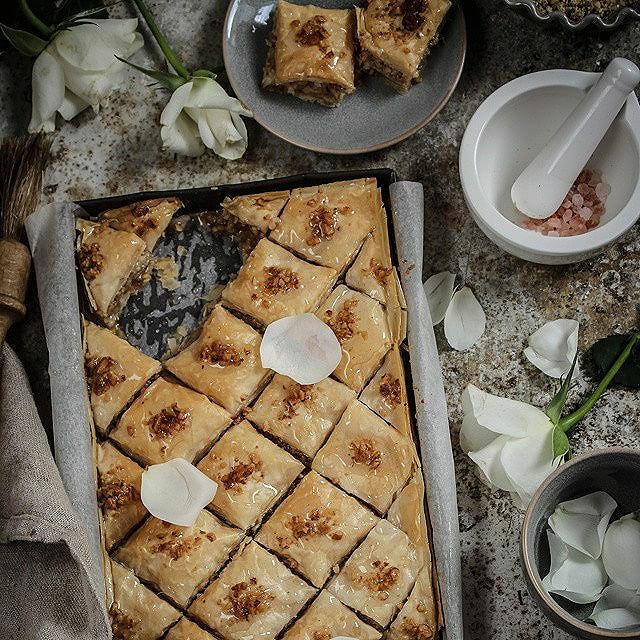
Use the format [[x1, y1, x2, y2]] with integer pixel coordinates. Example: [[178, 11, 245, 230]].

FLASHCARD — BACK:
[[223, 0, 466, 154]]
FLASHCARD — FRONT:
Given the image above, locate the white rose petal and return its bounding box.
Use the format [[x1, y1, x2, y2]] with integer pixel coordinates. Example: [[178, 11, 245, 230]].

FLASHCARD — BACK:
[[542, 530, 608, 604], [161, 110, 205, 157], [548, 491, 617, 559], [423, 271, 456, 325], [602, 513, 640, 590], [141, 458, 217, 527], [260, 314, 342, 385], [444, 286, 486, 351], [590, 584, 640, 630], [29, 49, 65, 133], [524, 319, 579, 379]]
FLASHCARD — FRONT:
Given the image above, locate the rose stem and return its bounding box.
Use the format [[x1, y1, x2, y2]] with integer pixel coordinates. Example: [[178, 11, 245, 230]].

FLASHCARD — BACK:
[[18, 0, 53, 38]]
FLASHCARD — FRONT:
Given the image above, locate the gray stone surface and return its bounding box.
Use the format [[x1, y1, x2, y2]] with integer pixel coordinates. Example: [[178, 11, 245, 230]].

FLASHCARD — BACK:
[[1, 1, 639, 638]]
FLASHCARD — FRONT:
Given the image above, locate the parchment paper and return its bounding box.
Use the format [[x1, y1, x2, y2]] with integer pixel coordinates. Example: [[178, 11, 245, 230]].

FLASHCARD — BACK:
[[390, 181, 463, 640]]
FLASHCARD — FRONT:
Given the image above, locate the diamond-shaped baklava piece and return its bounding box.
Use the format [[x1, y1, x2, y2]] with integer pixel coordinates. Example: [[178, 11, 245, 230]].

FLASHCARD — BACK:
[[360, 345, 411, 437], [248, 374, 355, 458], [312, 400, 413, 513], [222, 238, 336, 326], [109, 560, 180, 640], [317, 285, 391, 392], [77, 219, 150, 325], [189, 541, 316, 640], [165, 305, 271, 415], [166, 618, 216, 640], [101, 197, 182, 249], [109, 377, 231, 465], [222, 191, 290, 233], [282, 590, 381, 640], [84, 320, 161, 434], [97, 442, 146, 550], [328, 519, 419, 627], [256, 471, 377, 587], [356, 0, 452, 92], [270, 179, 376, 271], [345, 233, 393, 304], [197, 421, 304, 529], [116, 511, 244, 607], [262, 1, 356, 107], [388, 566, 438, 640]]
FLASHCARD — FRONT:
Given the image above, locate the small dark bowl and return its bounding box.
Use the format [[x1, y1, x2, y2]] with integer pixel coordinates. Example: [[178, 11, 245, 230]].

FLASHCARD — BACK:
[[521, 447, 640, 639]]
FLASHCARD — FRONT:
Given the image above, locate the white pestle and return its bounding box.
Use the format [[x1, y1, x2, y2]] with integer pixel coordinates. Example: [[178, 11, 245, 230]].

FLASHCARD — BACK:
[[511, 57, 640, 219]]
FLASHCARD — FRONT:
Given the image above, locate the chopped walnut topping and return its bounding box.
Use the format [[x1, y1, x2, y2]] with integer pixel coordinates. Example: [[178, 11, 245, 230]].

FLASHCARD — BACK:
[[262, 266, 300, 296], [380, 374, 402, 408], [369, 257, 393, 285], [85, 355, 125, 396], [152, 534, 203, 560], [130, 216, 159, 235], [324, 298, 359, 343], [98, 474, 138, 511], [221, 453, 263, 490], [349, 438, 383, 469], [295, 15, 329, 48], [307, 205, 339, 246], [146, 403, 190, 441], [281, 508, 340, 548], [399, 617, 434, 640], [312, 630, 331, 640], [109, 604, 137, 640], [132, 203, 151, 217], [200, 341, 245, 367], [220, 577, 274, 621], [78, 242, 104, 280], [358, 560, 400, 598], [401, 0, 426, 31], [279, 383, 314, 420]]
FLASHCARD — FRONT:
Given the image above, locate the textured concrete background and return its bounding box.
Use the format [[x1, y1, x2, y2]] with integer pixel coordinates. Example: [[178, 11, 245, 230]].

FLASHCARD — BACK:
[[1, 1, 639, 638]]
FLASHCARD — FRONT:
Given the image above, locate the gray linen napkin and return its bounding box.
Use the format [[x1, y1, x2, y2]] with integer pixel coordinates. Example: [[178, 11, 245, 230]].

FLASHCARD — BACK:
[[0, 344, 110, 640]]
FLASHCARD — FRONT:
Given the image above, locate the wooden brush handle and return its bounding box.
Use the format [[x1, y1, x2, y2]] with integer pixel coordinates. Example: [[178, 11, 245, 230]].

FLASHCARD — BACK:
[[0, 238, 31, 348]]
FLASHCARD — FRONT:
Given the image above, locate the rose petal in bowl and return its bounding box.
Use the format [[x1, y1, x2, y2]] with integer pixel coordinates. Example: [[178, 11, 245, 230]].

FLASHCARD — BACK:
[[443, 286, 486, 351], [423, 271, 456, 325], [590, 584, 640, 631], [602, 513, 640, 590], [524, 319, 579, 379], [140, 458, 218, 527], [260, 313, 342, 385]]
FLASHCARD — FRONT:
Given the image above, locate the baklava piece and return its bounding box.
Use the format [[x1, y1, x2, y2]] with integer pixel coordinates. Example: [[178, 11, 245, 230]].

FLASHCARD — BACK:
[[221, 238, 337, 326], [270, 179, 376, 272], [197, 421, 304, 530], [317, 285, 391, 392], [356, 0, 452, 92], [97, 442, 147, 551], [248, 374, 355, 458], [109, 560, 180, 640], [328, 519, 419, 627], [165, 305, 271, 415], [84, 320, 161, 434], [116, 511, 243, 607], [256, 471, 378, 587], [388, 566, 438, 640], [76, 219, 150, 326], [222, 191, 290, 234], [312, 400, 413, 514], [100, 197, 183, 249], [189, 541, 316, 640], [262, 0, 356, 107], [345, 233, 393, 305], [166, 618, 216, 640], [282, 590, 381, 640], [360, 345, 411, 437], [109, 377, 231, 465]]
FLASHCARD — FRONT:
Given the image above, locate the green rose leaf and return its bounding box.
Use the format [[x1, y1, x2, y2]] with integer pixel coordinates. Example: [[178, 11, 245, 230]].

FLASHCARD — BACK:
[[552, 426, 570, 459], [0, 23, 47, 56], [590, 333, 640, 389]]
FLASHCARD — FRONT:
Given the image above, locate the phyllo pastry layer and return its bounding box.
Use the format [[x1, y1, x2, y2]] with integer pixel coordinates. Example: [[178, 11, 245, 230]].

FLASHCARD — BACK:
[[388, 566, 438, 640], [222, 191, 290, 233], [165, 618, 217, 640]]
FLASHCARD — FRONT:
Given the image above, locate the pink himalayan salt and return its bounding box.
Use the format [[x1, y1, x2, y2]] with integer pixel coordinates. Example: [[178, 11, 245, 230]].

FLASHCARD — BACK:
[[520, 169, 609, 237]]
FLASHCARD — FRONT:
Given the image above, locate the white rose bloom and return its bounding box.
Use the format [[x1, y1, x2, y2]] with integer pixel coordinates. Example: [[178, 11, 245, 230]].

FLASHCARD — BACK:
[[460, 384, 562, 509], [160, 76, 252, 160], [29, 19, 143, 133]]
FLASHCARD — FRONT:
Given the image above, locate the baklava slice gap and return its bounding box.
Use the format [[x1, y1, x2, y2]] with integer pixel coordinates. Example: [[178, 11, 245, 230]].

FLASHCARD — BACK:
[[221, 238, 337, 326], [84, 320, 161, 434], [328, 519, 419, 627], [109, 560, 180, 640], [189, 541, 316, 640], [166, 618, 216, 640], [356, 0, 452, 92], [109, 377, 231, 465], [388, 566, 438, 640], [263, 0, 356, 107], [97, 442, 147, 551], [77, 219, 149, 326], [197, 420, 304, 530], [248, 373, 355, 458], [222, 191, 290, 234], [282, 590, 381, 640], [256, 471, 378, 587], [312, 400, 413, 514], [115, 511, 243, 608], [165, 305, 271, 415]]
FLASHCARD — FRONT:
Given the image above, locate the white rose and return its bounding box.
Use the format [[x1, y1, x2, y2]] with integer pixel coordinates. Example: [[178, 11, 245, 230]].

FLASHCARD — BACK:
[[160, 76, 252, 160], [29, 18, 143, 133]]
